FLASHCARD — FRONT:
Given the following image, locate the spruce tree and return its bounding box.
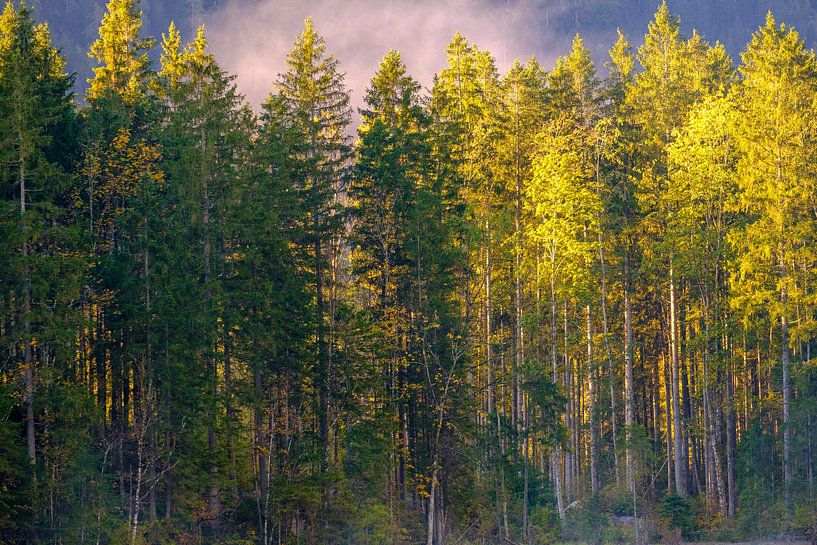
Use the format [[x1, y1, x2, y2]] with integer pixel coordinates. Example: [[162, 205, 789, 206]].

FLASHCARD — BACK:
[[273, 17, 351, 483]]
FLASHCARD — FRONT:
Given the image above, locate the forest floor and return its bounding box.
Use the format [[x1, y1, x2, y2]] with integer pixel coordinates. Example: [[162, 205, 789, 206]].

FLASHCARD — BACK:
[[685, 542, 810, 545]]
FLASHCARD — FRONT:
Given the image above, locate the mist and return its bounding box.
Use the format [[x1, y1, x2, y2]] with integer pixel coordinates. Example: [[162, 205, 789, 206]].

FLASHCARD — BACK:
[[203, 0, 564, 110]]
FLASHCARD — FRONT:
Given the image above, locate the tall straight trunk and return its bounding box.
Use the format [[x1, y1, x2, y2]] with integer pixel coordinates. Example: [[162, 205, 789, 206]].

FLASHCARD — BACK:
[[680, 305, 693, 494], [702, 325, 716, 509], [587, 305, 599, 494], [624, 267, 636, 493], [711, 398, 727, 512], [144, 233, 157, 521], [807, 411, 814, 499], [486, 220, 493, 418], [726, 365, 737, 517], [564, 302, 574, 501], [663, 353, 673, 493], [780, 282, 792, 513], [20, 158, 35, 465], [598, 240, 619, 485], [669, 267, 687, 496], [522, 402, 529, 542], [550, 273, 565, 520], [202, 126, 220, 532]]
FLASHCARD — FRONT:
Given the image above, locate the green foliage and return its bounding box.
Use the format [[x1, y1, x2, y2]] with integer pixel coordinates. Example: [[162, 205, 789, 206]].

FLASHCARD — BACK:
[[3, 3, 817, 545], [658, 494, 697, 537]]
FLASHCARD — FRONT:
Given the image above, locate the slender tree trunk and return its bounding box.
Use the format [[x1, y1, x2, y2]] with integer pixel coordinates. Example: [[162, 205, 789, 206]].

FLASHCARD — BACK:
[[20, 157, 35, 465], [726, 366, 737, 517], [564, 302, 574, 502], [663, 352, 673, 494], [669, 266, 687, 496], [598, 240, 619, 485], [625, 266, 636, 494], [523, 405, 530, 542], [550, 272, 565, 520], [486, 220, 493, 419], [780, 281, 792, 513], [587, 305, 599, 494], [144, 236, 157, 521]]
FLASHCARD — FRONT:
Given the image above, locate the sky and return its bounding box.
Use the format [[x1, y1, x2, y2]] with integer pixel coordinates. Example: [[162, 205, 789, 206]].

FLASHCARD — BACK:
[[203, 0, 564, 109], [31, 0, 817, 112]]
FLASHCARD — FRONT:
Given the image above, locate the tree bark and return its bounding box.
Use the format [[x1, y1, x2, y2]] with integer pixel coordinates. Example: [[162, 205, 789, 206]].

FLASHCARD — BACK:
[[669, 266, 687, 496], [625, 267, 636, 494], [20, 157, 36, 465], [587, 304, 599, 494], [781, 282, 792, 513]]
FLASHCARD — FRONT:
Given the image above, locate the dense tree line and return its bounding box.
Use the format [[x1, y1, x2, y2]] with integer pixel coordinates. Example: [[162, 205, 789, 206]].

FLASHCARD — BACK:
[[1, 1, 816, 544]]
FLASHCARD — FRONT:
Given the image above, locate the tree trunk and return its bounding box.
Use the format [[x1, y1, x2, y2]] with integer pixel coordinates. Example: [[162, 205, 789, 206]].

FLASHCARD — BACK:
[[587, 304, 599, 494], [598, 240, 619, 485], [780, 282, 792, 513], [726, 366, 737, 517], [625, 269, 636, 493], [550, 273, 565, 520], [669, 267, 687, 496], [20, 157, 35, 465]]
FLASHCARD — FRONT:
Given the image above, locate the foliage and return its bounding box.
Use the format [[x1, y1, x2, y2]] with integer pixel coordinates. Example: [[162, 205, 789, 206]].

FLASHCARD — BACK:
[[1, 2, 817, 545]]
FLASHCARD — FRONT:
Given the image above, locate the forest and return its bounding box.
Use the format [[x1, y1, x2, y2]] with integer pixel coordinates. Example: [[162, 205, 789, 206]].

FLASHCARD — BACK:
[[1, 0, 817, 544]]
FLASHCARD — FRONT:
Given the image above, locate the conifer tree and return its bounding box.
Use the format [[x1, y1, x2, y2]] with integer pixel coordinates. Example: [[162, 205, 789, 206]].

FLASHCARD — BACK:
[[276, 18, 350, 480], [731, 12, 817, 513], [157, 23, 252, 533], [0, 1, 82, 538], [629, 3, 733, 501]]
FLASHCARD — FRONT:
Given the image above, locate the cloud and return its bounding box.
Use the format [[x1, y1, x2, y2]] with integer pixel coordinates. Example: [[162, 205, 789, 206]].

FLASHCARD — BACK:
[[204, 0, 564, 111]]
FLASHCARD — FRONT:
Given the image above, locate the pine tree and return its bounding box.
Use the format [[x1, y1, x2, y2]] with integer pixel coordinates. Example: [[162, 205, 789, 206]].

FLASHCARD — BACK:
[[630, 3, 733, 501], [667, 94, 741, 516], [495, 56, 548, 539]]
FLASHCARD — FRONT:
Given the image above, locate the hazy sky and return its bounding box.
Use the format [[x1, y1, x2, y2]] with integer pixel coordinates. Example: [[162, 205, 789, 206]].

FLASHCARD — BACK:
[[204, 0, 564, 109]]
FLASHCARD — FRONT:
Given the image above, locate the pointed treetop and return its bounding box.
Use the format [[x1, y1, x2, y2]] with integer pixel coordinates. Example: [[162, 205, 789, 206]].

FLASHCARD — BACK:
[[0, 0, 66, 78], [643, 0, 682, 53], [87, 0, 155, 102], [158, 21, 183, 86], [360, 48, 423, 130], [608, 28, 634, 80], [551, 32, 596, 95], [740, 9, 815, 83]]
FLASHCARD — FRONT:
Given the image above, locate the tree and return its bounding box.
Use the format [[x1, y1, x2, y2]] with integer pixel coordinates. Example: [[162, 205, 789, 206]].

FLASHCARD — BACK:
[[349, 49, 428, 513], [528, 36, 603, 508], [731, 12, 817, 514], [273, 16, 352, 535], [668, 95, 740, 515], [0, 1, 83, 538], [629, 2, 733, 501], [157, 23, 253, 534]]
